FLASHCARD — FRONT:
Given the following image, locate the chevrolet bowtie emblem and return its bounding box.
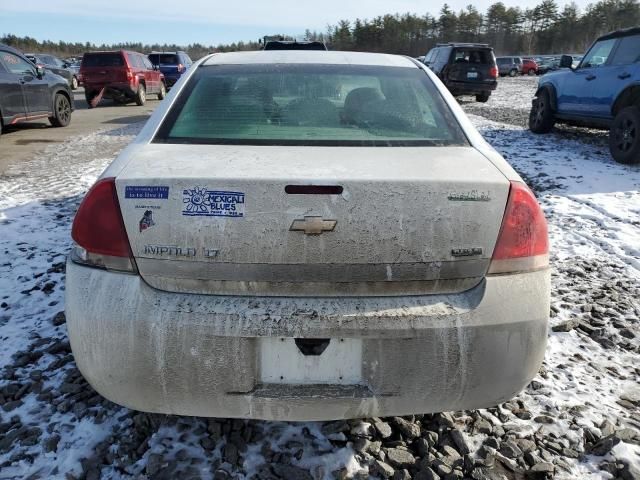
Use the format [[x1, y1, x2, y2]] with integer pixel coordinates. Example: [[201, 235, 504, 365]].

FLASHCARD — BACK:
[[290, 216, 337, 235]]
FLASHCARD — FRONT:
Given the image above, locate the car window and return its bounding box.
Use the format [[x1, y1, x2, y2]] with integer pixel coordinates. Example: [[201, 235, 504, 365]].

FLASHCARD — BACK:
[[150, 53, 179, 65], [142, 56, 154, 70], [0, 51, 36, 75], [581, 38, 617, 68], [182, 54, 193, 65], [82, 53, 125, 67], [610, 35, 640, 66], [154, 64, 468, 147], [452, 49, 492, 65], [424, 50, 434, 63]]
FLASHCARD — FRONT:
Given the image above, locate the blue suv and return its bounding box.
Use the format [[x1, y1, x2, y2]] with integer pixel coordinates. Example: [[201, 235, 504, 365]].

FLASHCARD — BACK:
[[529, 27, 640, 164], [147, 51, 192, 89]]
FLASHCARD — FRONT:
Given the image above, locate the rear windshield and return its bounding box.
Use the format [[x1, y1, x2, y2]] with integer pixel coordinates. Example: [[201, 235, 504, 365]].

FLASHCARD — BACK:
[[452, 49, 493, 65], [154, 64, 468, 147], [149, 53, 179, 65], [82, 53, 124, 67]]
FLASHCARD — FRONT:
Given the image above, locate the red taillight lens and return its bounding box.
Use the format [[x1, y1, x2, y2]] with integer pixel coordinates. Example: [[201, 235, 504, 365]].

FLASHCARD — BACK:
[[177, 63, 184, 73], [488, 181, 549, 274], [71, 178, 137, 273], [489, 66, 498, 78]]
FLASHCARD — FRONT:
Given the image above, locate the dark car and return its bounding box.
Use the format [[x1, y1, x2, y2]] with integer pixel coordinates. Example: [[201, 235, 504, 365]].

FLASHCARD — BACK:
[[263, 40, 327, 50], [80, 50, 165, 108], [536, 57, 560, 75], [530, 27, 640, 164], [25, 53, 79, 90], [423, 43, 498, 102], [147, 51, 192, 88], [496, 56, 523, 77], [0, 44, 73, 137]]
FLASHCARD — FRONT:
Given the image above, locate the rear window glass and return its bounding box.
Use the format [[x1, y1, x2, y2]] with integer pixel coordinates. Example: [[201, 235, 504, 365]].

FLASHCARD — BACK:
[[154, 64, 467, 147], [452, 49, 492, 64], [82, 53, 124, 67], [149, 54, 179, 65]]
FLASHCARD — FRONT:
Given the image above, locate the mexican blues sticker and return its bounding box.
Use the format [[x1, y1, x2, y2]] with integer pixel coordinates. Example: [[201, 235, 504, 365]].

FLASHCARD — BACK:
[[125, 186, 169, 199], [182, 187, 245, 218]]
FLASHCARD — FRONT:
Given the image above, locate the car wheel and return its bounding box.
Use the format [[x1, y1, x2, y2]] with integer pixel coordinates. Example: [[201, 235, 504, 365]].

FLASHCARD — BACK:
[[71, 76, 78, 90], [528, 69, 536, 76], [49, 93, 72, 127], [476, 92, 490, 103], [135, 84, 146, 106], [157, 82, 166, 100], [609, 106, 640, 164], [509, 69, 517, 77], [529, 89, 555, 134]]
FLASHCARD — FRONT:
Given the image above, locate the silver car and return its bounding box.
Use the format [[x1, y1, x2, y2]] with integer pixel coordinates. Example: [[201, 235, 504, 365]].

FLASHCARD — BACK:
[[66, 51, 550, 421]]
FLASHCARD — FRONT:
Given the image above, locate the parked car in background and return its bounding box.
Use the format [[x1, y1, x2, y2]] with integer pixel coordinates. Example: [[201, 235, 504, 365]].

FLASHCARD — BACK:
[[530, 27, 640, 164], [25, 53, 79, 89], [66, 50, 549, 421], [263, 40, 328, 50], [537, 57, 560, 75], [522, 58, 539, 75], [423, 42, 498, 102], [496, 56, 522, 76], [147, 51, 192, 88], [0, 44, 73, 137], [80, 50, 166, 108]]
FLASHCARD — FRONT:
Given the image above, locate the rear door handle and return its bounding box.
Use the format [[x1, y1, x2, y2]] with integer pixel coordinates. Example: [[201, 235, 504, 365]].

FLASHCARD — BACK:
[[619, 72, 631, 79], [586, 75, 596, 81]]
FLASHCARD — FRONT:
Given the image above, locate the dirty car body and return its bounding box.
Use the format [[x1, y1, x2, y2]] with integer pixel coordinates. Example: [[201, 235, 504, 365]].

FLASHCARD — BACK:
[[66, 51, 550, 421]]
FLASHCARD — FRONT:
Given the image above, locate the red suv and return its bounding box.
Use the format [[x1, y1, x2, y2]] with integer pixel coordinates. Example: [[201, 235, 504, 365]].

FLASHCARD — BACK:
[[80, 50, 166, 108], [522, 58, 539, 75]]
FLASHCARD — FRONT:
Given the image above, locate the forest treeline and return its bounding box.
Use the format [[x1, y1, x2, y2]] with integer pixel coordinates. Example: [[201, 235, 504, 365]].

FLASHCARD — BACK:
[[2, 0, 640, 59]]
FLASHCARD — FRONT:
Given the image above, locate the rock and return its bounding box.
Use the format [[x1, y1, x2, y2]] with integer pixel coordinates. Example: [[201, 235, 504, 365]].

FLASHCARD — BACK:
[[393, 469, 412, 480], [321, 421, 349, 435], [146, 453, 164, 476], [551, 319, 580, 332], [529, 462, 554, 474], [499, 440, 523, 459], [533, 415, 554, 425], [392, 417, 421, 440], [43, 434, 61, 453], [373, 460, 395, 478], [450, 430, 471, 455], [271, 463, 313, 480], [516, 438, 537, 454], [52, 311, 66, 326], [591, 434, 622, 456], [424, 431, 439, 447], [224, 442, 239, 465], [374, 420, 393, 439], [415, 467, 440, 480], [475, 419, 493, 434], [386, 448, 416, 468]]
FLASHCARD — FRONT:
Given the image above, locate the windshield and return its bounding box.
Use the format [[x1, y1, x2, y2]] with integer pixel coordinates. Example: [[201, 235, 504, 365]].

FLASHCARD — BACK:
[[82, 53, 125, 67], [154, 64, 467, 146]]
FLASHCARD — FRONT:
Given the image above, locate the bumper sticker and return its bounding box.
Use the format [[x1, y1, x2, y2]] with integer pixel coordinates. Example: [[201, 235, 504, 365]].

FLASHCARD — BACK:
[[182, 187, 245, 218], [125, 186, 169, 199]]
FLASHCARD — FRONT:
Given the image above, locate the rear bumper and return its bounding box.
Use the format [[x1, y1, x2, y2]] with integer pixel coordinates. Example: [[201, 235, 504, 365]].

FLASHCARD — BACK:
[[447, 80, 497, 95], [84, 82, 136, 97], [66, 260, 549, 421]]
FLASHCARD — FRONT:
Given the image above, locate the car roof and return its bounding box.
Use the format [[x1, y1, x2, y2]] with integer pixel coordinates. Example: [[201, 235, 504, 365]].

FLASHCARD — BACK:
[[202, 51, 417, 68], [598, 26, 640, 41]]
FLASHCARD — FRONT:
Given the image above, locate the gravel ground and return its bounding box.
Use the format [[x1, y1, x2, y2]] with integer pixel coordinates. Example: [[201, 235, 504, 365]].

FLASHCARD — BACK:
[[0, 79, 639, 480]]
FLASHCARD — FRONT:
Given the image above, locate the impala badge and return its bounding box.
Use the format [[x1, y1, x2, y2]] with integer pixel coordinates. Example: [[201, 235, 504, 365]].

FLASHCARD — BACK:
[[290, 216, 337, 235]]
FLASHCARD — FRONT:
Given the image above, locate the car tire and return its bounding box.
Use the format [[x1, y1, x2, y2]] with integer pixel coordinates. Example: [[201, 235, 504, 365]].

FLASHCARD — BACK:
[[476, 92, 490, 103], [529, 89, 555, 134], [509, 69, 517, 77], [157, 82, 166, 100], [49, 93, 72, 127], [528, 69, 536, 76], [609, 106, 640, 164], [135, 84, 146, 106], [71, 76, 78, 90]]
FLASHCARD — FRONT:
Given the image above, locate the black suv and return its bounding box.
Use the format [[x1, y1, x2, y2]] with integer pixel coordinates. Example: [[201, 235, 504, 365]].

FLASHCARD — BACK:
[[424, 43, 498, 102], [0, 44, 73, 137], [26, 53, 79, 89]]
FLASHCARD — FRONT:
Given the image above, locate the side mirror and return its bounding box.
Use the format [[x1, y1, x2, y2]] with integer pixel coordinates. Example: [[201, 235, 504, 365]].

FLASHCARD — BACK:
[[560, 55, 574, 69], [36, 65, 45, 78]]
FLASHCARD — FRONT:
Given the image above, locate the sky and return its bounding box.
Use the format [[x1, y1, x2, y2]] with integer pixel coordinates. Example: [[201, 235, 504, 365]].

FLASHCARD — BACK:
[[1, 0, 591, 46]]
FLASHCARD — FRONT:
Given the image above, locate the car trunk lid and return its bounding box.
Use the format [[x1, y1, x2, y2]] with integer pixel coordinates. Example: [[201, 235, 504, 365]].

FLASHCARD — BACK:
[[447, 48, 496, 83], [115, 144, 510, 296], [80, 52, 128, 85]]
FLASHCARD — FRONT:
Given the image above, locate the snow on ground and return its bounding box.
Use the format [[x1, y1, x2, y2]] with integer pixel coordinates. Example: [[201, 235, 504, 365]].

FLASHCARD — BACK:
[[0, 80, 639, 480]]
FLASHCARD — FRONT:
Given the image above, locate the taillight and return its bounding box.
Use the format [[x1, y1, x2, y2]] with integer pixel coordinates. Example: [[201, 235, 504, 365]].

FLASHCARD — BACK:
[[177, 63, 185, 73], [489, 66, 498, 78], [488, 181, 548, 275], [71, 177, 137, 273]]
